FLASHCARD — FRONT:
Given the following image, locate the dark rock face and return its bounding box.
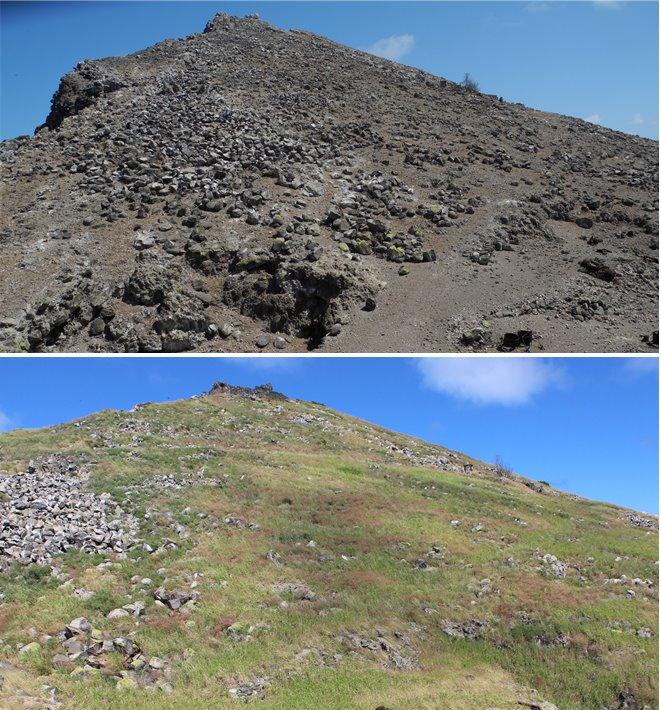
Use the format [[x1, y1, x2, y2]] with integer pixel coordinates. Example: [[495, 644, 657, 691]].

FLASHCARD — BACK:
[[0, 12, 657, 353], [579, 258, 617, 283], [499, 329, 534, 352], [222, 246, 378, 347], [617, 690, 639, 710], [42, 62, 127, 130]]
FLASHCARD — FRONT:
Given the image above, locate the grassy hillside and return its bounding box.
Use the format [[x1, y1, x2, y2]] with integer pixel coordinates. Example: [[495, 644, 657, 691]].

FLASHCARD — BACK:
[[0, 384, 657, 709]]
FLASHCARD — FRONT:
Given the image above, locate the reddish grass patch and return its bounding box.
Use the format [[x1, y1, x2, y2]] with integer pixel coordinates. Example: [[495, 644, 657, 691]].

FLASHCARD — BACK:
[[337, 569, 391, 592], [146, 613, 189, 633], [508, 573, 599, 609], [0, 609, 12, 634], [495, 600, 521, 626], [214, 616, 238, 634]]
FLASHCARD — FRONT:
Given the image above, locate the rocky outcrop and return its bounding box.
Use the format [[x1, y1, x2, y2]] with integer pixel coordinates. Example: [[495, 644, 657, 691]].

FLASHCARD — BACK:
[[42, 61, 127, 130], [207, 381, 288, 400]]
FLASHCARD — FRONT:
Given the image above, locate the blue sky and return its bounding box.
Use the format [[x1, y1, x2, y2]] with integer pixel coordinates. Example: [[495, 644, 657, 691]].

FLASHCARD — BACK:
[[0, 356, 657, 513], [1, 1, 658, 140]]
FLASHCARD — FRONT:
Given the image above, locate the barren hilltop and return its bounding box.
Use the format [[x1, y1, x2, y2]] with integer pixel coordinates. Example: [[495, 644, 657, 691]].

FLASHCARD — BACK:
[[0, 12, 658, 353], [0, 382, 658, 708]]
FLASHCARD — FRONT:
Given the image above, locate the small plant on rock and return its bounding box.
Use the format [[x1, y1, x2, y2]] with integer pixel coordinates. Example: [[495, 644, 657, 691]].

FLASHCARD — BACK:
[[461, 72, 479, 92], [494, 455, 513, 478]]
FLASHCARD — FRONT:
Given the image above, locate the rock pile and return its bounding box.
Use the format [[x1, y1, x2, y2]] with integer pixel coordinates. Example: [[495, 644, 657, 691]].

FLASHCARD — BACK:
[[153, 587, 200, 611], [533, 549, 569, 579], [0, 457, 139, 571], [46, 617, 174, 692], [272, 581, 316, 602], [625, 512, 657, 529], [123, 469, 224, 495], [228, 676, 270, 700]]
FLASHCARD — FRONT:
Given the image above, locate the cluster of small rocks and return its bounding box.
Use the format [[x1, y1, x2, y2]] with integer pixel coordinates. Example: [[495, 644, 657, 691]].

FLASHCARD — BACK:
[[367, 434, 463, 472], [533, 550, 568, 579], [533, 633, 570, 648], [107, 600, 146, 620], [607, 620, 655, 638], [228, 675, 270, 700], [123, 469, 224, 495], [323, 205, 436, 265], [271, 581, 316, 602], [40, 617, 174, 692], [153, 587, 200, 612], [625, 512, 657, 529], [224, 515, 261, 531], [0, 457, 139, 571], [603, 574, 656, 598], [338, 628, 420, 671], [439, 618, 488, 640], [224, 620, 270, 643], [470, 578, 499, 599], [288, 412, 333, 430]]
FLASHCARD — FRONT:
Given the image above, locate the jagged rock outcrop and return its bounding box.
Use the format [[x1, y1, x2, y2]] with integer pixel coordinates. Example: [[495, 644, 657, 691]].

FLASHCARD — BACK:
[[41, 62, 127, 131]]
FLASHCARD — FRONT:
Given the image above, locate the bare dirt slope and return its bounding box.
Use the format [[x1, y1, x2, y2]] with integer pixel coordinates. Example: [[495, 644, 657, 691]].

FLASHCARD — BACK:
[[0, 12, 658, 353]]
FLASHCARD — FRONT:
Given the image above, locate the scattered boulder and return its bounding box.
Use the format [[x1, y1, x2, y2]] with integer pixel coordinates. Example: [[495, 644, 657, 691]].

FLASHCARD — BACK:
[[228, 676, 270, 699], [580, 258, 616, 282], [499, 330, 534, 352]]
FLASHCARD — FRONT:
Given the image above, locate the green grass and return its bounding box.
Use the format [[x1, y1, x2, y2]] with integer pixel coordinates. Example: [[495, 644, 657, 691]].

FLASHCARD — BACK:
[[0, 389, 657, 709]]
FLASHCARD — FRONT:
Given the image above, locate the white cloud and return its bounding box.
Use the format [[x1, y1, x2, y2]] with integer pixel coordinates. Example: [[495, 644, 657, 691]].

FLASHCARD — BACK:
[[525, 2, 551, 13], [224, 357, 300, 372], [366, 34, 415, 61], [593, 0, 623, 8], [0, 409, 12, 431], [622, 358, 658, 377], [417, 358, 560, 406], [632, 113, 645, 126], [585, 113, 603, 124]]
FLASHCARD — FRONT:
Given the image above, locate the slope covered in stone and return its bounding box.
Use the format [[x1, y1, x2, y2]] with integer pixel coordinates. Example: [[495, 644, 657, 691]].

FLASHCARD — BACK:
[[0, 12, 658, 353], [0, 383, 657, 708]]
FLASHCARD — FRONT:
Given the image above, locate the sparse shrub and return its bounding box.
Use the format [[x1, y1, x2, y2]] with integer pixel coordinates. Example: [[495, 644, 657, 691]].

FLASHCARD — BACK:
[[539, 480, 550, 486], [23, 646, 52, 676], [461, 72, 479, 92], [18, 564, 52, 585], [494, 455, 513, 478]]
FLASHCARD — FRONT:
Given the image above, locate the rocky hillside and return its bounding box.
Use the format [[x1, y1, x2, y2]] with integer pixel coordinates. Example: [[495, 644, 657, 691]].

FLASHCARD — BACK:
[[0, 12, 658, 353], [0, 383, 657, 709]]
